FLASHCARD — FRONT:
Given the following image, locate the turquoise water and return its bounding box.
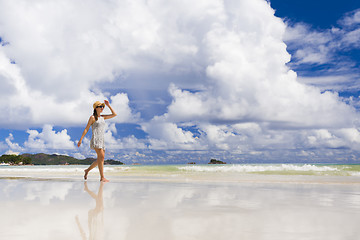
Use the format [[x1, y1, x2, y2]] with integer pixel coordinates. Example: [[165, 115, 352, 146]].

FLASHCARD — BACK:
[[1, 164, 360, 180]]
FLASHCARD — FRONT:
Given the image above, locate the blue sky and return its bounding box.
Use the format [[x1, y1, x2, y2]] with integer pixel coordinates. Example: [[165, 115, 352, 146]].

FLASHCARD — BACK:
[[0, 0, 360, 164], [271, 0, 358, 28]]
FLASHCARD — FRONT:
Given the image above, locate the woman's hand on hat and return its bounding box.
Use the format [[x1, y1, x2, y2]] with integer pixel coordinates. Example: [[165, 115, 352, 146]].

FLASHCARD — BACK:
[[104, 100, 110, 106]]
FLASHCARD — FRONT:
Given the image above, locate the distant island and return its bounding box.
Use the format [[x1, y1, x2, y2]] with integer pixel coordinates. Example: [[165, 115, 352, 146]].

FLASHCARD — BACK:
[[187, 159, 227, 164], [0, 153, 124, 165], [208, 159, 226, 164]]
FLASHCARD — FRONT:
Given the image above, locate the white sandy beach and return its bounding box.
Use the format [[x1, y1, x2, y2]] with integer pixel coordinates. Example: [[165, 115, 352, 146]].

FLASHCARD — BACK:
[[0, 165, 360, 240]]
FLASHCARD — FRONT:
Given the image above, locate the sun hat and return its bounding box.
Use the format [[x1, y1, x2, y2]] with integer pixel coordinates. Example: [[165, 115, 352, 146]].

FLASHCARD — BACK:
[[93, 101, 105, 109]]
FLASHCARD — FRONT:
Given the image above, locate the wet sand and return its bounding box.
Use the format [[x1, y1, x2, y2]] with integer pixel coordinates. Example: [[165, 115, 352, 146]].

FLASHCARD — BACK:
[[0, 175, 360, 240]]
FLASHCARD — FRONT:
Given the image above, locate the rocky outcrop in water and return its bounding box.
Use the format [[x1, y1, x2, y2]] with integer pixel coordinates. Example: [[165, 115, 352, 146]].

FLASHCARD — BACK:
[[208, 159, 226, 164]]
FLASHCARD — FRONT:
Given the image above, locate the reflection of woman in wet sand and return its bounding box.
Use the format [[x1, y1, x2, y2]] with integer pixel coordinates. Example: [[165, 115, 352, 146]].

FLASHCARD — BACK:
[[77, 100, 116, 182], [76, 182, 105, 240]]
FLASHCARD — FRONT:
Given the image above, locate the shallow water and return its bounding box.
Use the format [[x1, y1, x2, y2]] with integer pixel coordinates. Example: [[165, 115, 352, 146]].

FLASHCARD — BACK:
[[0, 167, 360, 240], [1, 163, 360, 177]]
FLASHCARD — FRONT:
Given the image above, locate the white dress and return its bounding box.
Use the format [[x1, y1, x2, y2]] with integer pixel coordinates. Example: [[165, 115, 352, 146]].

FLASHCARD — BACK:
[[90, 117, 105, 150]]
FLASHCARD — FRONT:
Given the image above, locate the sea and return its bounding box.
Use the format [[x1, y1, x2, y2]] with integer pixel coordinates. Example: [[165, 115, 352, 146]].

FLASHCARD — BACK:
[[0, 163, 360, 180]]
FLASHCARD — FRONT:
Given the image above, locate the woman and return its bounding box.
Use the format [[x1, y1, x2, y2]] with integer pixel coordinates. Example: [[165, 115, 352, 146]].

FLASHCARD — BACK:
[[77, 100, 117, 182]]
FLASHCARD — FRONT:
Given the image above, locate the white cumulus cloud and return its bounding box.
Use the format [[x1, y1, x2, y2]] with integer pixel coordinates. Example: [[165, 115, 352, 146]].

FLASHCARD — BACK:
[[5, 134, 24, 153], [24, 125, 75, 151]]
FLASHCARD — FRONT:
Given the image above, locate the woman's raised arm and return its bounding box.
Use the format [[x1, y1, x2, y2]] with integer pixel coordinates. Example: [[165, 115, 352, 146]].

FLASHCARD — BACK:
[[102, 100, 117, 120]]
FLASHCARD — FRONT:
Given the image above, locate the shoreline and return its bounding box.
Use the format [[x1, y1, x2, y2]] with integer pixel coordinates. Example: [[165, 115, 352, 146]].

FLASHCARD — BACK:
[[2, 169, 359, 191], [1, 173, 360, 240]]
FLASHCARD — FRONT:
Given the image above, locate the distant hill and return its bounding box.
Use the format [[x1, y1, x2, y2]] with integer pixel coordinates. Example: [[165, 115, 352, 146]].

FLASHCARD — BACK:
[[1, 153, 124, 165]]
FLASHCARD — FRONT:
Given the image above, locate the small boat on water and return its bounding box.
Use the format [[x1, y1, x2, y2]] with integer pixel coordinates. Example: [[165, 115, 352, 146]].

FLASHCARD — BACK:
[[0, 162, 10, 166]]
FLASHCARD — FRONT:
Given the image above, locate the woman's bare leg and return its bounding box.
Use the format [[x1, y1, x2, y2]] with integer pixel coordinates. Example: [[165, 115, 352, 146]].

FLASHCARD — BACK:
[[95, 148, 109, 182], [84, 160, 98, 180]]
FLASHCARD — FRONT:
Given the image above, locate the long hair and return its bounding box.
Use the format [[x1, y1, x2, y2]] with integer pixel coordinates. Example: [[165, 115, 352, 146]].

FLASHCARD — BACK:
[[93, 109, 98, 121]]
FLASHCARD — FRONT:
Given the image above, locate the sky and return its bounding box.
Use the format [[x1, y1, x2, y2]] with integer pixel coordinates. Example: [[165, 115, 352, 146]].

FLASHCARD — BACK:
[[0, 0, 360, 164]]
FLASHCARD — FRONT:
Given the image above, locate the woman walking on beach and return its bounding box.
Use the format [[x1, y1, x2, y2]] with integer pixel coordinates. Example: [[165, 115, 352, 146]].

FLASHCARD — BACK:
[[77, 100, 117, 182]]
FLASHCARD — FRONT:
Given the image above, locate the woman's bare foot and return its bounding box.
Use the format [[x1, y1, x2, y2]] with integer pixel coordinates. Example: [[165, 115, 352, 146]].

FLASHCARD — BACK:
[[84, 169, 89, 180], [100, 178, 109, 182]]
